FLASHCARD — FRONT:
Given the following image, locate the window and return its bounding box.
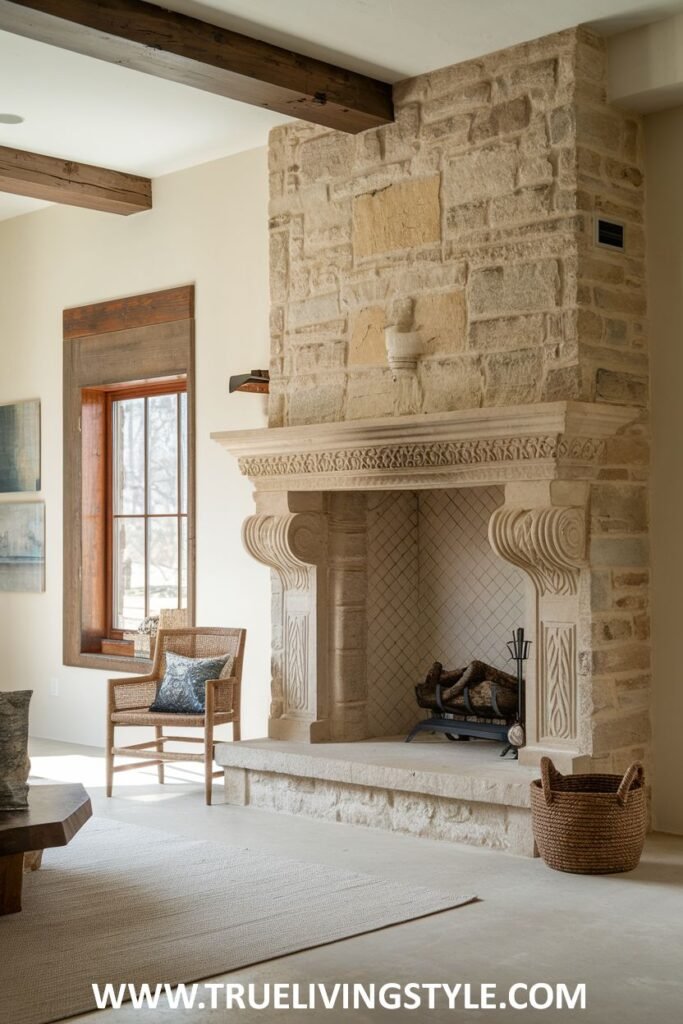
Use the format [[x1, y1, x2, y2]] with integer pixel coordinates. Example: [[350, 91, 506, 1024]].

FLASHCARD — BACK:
[[63, 286, 194, 671], [109, 382, 188, 633]]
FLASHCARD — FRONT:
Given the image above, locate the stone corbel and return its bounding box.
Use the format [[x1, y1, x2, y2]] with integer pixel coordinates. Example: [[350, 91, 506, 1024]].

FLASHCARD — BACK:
[[242, 510, 328, 740], [242, 512, 323, 590], [488, 505, 587, 596]]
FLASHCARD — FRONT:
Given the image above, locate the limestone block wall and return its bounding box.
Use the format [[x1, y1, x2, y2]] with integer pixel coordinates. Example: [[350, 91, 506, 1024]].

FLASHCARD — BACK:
[[268, 29, 647, 428], [573, 35, 651, 774], [574, 32, 648, 407], [586, 462, 651, 774]]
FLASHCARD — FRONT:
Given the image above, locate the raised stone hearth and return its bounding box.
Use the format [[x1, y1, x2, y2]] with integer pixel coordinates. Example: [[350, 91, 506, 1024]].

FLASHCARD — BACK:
[[216, 737, 538, 856]]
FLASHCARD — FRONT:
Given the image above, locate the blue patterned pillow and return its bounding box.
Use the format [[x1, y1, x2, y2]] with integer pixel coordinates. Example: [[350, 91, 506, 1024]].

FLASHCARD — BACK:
[[149, 652, 233, 714]]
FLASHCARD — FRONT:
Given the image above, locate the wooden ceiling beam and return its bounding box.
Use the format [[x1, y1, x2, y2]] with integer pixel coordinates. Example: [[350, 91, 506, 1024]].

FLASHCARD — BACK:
[[0, 0, 394, 134], [0, 145, 152, 214]]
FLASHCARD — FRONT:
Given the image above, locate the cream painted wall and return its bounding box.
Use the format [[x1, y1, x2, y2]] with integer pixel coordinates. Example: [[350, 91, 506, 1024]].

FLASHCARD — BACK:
[[608, 13, 683, 112], [0, 147, 272, 747], [645, 108, 683, 834]]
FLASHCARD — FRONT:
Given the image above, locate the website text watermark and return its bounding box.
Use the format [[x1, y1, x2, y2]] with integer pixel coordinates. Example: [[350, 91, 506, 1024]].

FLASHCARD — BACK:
[[93, 981, 587, 1012]]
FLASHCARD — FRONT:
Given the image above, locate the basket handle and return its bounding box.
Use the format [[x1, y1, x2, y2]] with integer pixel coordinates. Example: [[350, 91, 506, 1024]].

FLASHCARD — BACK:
[[540, 756, 562, 805], [616, 762, 644, 807]]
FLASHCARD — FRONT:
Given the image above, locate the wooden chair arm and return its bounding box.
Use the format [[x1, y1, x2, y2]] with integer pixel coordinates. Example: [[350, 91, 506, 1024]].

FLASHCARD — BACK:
[[205, 677, 237, 715], [108, 674, 159, 713], [108, 673, 158, 687]]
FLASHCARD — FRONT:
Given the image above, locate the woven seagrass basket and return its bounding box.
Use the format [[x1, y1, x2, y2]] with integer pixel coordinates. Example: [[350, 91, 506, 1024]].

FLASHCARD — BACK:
[[531, 757, 646, 874]]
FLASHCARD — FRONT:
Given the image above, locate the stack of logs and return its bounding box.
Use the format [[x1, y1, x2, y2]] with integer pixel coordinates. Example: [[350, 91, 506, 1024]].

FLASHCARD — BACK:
[[415, 660, 519, 720]]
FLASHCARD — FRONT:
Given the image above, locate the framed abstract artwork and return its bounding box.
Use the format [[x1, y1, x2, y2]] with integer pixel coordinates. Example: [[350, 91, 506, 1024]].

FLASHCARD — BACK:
[[0, 502, 45, 593], [0, 399, 41, 492]]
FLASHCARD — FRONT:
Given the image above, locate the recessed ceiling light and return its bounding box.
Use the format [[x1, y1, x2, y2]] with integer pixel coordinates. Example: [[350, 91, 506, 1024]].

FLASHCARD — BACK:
[[0, 114, 25, 125]]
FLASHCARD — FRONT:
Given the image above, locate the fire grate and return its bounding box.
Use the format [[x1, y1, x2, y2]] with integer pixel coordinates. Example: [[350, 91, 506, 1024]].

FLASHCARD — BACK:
[[406, 629, 531, 758]]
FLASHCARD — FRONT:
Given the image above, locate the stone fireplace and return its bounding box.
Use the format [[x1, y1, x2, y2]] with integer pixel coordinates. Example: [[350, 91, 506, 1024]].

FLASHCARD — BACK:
[[213, 26, 651, 852], [215, 399, 641, 773]]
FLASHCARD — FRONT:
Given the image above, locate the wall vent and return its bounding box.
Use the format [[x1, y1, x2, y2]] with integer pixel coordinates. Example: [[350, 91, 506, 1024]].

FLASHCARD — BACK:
[[595, 217, 625, 251]]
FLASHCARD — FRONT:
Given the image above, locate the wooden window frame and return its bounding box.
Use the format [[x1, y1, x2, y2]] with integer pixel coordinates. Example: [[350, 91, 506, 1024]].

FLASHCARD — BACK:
[[106, 378, 188, 641], [64, 287, 195, 672]]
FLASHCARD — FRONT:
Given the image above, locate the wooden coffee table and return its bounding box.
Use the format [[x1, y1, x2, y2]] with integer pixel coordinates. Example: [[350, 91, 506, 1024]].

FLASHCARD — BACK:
[[0, 783, 92, 915]]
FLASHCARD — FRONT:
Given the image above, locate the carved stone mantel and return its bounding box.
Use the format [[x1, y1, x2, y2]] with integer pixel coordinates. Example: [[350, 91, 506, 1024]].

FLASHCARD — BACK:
[[212, 401, 639, 492]]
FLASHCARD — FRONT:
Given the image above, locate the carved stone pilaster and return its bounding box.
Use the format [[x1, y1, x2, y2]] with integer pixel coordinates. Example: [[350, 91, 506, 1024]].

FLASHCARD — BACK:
[[488, 501, 587, 768], [242, 512, 328, 741], [488, 505, 586, 596], [327, 493, 368, 741], [539, 622, 577, 741]]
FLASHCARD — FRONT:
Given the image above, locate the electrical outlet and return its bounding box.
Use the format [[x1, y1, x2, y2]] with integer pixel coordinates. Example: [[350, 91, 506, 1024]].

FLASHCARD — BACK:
[[49, 678, 60, 697]]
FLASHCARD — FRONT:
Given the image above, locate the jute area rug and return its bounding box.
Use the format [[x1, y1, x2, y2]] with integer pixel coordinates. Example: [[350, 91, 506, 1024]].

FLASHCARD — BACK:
[[0, 818, 476, 1024]]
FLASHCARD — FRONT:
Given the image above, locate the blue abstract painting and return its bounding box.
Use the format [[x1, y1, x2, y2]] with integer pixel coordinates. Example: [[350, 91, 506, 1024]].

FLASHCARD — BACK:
[[0, 502, 45, 592], [0, 399, 41, 492]]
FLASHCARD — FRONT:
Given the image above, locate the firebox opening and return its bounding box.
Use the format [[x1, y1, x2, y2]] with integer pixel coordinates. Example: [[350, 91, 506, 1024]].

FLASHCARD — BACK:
[[365, 485, 528, 740]]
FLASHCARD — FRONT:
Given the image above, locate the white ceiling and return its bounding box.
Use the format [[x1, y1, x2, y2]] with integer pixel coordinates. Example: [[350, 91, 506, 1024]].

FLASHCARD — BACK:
[[0, 28, 289, 221], [1, 0, 683, 222], [163, 0, 683, 79]]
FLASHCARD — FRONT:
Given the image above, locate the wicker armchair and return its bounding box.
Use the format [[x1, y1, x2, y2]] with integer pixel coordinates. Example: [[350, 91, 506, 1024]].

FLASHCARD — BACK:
[[106, 627, 246, 805]]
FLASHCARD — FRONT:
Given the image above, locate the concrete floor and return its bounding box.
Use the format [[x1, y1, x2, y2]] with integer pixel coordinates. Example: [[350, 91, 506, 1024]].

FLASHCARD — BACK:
[[27, 738, 683, 1023]]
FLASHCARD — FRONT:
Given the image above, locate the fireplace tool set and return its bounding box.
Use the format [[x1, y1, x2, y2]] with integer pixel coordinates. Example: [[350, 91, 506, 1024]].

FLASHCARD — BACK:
[[406, 627, 531, 758]]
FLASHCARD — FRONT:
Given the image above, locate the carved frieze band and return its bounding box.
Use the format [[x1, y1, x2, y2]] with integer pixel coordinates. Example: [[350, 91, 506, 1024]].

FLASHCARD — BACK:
[[488, 505, 587, 596], [238, 435, 604, 481], [242, 513, 323, 591], [539, 622, 577, 741]]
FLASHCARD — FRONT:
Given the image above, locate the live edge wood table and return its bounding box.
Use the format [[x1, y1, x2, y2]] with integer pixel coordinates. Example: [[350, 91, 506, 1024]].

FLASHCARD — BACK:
[[0, 784, 92, 915]]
